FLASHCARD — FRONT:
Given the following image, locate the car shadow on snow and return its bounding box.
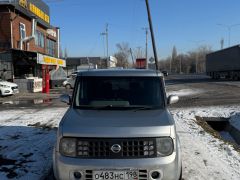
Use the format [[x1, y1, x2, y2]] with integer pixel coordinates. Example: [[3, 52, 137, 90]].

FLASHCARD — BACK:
[[0, 125, 57, 180]]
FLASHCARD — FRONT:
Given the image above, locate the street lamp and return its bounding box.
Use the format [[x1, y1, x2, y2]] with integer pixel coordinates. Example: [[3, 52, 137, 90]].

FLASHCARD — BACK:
[[217, 23, 240, 47]]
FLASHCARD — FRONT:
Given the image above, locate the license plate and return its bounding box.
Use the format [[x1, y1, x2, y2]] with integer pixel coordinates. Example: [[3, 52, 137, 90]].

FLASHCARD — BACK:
[[93, 170, 138, 180]]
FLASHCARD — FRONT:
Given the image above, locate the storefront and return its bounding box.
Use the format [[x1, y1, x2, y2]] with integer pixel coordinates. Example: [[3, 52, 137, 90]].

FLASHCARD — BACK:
[[0, 50, 66, 93], [37, 53, 66, 93]]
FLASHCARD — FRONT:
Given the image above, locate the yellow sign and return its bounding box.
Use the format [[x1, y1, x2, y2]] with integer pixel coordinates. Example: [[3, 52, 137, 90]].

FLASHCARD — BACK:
[[19, 0, 50, 24], [29, 3, 50, 23], [43, 56, 66, 67], [19, 0, 28, 9]]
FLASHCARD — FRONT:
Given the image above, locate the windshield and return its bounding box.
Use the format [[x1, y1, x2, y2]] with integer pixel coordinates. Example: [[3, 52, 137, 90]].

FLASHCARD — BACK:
[[74, 76, 164, 109]]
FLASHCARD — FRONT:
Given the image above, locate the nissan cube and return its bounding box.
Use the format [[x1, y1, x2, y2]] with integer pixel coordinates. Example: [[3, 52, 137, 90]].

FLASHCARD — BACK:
[[53, 69, 182, 180]]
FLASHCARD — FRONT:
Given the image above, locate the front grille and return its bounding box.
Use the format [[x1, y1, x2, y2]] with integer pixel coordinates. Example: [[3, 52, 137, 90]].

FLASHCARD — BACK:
[[76, 138, 157, 159], [84, 170, 148, 180]]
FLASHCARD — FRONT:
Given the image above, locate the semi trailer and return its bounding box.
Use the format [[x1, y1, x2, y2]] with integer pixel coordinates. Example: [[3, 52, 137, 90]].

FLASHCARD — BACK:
[[206, 45, 240, 80]]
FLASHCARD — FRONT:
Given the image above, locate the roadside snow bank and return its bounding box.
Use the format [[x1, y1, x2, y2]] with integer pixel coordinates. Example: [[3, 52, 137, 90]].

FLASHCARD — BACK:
[[167, 88, 203, 97], [171, 106, 240, 180]]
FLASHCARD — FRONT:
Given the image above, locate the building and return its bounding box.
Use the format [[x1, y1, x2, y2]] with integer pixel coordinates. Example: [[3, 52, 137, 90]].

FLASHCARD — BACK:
[[0, 0, 65, 91], [66, 57, 108, 75]]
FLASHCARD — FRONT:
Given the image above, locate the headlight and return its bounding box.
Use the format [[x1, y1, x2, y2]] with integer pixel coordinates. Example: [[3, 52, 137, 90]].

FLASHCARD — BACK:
[[156, 137, 174, 157], [59, 138, 77, 157], [0, 84, 10, 88]]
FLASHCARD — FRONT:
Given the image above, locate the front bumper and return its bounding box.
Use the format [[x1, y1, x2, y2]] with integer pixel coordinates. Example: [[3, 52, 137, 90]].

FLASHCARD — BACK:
[[0, 88, 19, 96], [1, 89, 13, 96], [53, 150, 181, 180]]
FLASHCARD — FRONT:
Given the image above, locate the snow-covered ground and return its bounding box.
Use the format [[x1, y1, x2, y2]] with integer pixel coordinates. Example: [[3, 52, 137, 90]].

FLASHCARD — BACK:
[[167, 89, 204, 97], [0, 106, 239, 179], [172, 106, 240, 180], [0, 108, 67, 180]]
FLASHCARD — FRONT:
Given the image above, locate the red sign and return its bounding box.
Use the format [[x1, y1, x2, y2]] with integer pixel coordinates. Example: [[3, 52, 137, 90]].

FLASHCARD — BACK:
[[136, 58, 146, 69]]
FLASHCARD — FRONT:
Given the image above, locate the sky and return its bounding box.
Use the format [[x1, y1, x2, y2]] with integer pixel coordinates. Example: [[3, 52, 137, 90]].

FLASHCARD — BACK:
[[46, 0, 240, 59]]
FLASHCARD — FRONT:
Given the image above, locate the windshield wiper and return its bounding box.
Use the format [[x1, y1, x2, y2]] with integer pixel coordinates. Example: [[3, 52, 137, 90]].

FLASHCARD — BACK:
[[92, 105, 115, 110], [75, 105, 161, 110], [76, 105, 127, 110], [132, 106, 161, 111]]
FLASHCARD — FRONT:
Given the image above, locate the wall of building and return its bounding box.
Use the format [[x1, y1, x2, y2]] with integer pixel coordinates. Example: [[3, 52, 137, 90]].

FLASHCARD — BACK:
[[0, 11, 11, 51], [0, 5, 58, 58], [11, 11, 58, 56]]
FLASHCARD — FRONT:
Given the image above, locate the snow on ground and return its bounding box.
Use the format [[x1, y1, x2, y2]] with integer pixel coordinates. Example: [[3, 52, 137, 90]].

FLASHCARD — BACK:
[[171, 106, 240, 180], [167, 89, 204, 97], [0, 108, 67, 180], [183, 105, 240, 131], [0, 106, 239, 180]]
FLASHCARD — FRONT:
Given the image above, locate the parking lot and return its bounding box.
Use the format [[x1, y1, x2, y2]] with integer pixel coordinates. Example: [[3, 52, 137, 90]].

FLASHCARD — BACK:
[[0, 74, 240, 180]]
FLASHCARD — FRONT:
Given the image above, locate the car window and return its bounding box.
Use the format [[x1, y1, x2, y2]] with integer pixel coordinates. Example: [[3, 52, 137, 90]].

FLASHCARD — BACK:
[[74, 76, 164, 109]]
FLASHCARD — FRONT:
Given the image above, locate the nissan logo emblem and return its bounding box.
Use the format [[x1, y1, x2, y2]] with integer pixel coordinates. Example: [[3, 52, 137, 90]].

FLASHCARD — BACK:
[[111, 144, 121, 153]]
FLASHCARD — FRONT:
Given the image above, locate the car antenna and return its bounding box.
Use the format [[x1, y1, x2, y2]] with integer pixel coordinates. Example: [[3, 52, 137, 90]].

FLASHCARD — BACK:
[[145, 0, 159, 74]]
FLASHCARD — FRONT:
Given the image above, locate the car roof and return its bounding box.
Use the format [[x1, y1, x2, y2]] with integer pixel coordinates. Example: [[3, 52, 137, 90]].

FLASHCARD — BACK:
[[77, 69, 163, 77]]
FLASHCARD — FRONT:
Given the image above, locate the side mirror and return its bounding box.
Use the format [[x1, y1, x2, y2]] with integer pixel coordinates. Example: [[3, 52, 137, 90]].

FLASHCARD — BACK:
[[60, 94, 71, 105], [167, 95, 179, 105]]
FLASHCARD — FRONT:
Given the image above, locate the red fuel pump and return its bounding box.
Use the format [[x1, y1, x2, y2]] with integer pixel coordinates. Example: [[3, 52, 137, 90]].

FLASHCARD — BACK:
[[42, 65, 50, 93]]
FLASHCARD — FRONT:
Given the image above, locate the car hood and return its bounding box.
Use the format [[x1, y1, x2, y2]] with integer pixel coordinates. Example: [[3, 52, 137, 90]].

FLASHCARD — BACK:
[[61, 109, 174, 138], [0, 81, 17, 87]]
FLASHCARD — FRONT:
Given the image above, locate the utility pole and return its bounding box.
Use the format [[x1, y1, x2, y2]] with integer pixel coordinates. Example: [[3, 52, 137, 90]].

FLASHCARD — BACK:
[[142, 27, 149, 69], [195, 53, 198, 74], [129, 48, 134, 66], [145, 0, 159, 70], [217, 23, 240, 47], [106, 23, 109, 60], [220, 38, 224, 50], [170, 56, 172, 73], [101, 23, 109, 66], [179, 55, 182, 74]]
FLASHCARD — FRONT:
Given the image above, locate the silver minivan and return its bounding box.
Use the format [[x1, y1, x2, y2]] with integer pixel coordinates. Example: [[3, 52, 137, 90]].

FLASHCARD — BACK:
[[53, 69, 182, 180]]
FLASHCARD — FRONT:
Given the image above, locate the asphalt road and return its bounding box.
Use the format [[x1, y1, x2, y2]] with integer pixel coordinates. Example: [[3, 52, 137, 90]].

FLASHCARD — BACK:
[[1, 74, 240, 109], [0, 87, 70, 110], [166, 74, 240, 108]]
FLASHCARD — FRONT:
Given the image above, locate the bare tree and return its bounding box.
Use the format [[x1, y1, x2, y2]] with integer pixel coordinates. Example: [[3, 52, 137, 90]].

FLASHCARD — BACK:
[[160, 45, 212, 74], [220, 38, 224, 50], [134, 47, 144, 59], [59, 45, 64, 58], [64, 48, 68, 59], [171, 46, 178, 73], [114, 42, 130, 68]]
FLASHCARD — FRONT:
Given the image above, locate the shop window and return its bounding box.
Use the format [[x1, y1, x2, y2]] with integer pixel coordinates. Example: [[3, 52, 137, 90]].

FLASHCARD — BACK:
[[35, 30, 45, 48], [47, 39, 56, 57], [19, 23, 26, 39]]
